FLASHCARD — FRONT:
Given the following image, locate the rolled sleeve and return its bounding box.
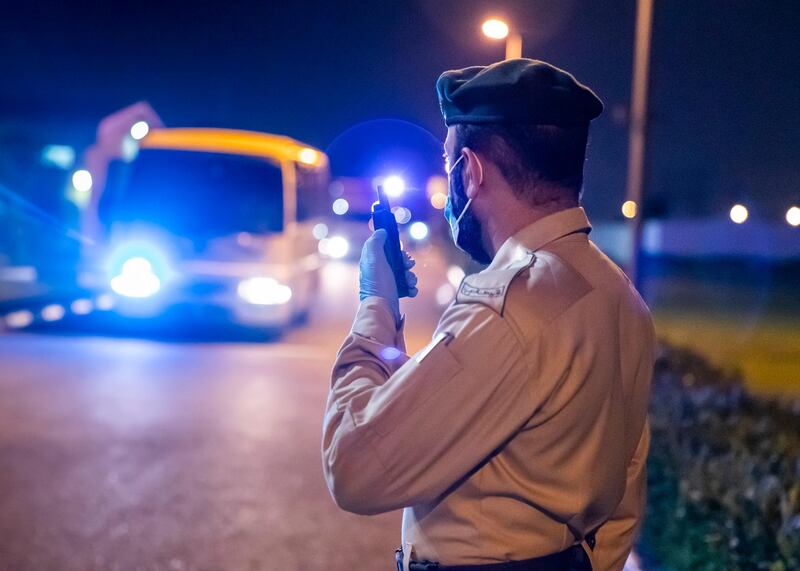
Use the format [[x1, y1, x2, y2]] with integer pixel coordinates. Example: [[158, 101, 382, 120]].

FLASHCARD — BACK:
[[322, 301, 533, 515]]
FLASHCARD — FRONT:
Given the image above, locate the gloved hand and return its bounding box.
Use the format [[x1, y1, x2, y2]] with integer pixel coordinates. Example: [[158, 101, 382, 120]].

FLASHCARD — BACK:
[[359, 229, 418, 323]]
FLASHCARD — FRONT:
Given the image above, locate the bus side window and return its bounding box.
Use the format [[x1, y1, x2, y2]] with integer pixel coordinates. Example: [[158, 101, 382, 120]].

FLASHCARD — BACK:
[[296, 166, 329, 221]]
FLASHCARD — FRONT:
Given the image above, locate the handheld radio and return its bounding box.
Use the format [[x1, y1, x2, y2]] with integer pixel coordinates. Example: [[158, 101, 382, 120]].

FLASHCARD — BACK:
[[372, 186, 410, 298]]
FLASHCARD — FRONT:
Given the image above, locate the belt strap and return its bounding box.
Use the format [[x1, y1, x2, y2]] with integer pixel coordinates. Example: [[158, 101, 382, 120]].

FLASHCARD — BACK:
[[396, 544, 591, 571]]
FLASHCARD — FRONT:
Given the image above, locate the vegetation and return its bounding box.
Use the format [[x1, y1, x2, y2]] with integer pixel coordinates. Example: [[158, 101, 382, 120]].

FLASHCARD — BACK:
[[639, 344, 800, 570]]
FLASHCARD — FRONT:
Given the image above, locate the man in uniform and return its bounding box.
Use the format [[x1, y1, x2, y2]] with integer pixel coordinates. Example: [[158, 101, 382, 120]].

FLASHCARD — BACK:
[[322, 59, 655, 571]]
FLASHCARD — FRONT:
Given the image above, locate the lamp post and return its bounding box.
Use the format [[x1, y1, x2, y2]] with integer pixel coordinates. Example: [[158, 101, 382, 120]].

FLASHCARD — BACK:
[[624, 0, 654, 289], [481, 18, 522, 60]]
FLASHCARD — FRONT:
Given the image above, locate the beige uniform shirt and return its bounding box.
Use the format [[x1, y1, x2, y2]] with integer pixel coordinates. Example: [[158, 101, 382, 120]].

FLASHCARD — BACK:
[[322, 207, 655, 570]]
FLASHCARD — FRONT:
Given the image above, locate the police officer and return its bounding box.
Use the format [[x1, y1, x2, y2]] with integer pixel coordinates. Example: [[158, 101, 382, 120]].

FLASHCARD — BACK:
[[322, 59, 655, 571]]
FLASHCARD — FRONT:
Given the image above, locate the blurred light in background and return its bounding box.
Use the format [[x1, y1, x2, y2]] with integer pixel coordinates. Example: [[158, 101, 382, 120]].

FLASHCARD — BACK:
[[237, 232, 253, 247], [312, 223, 329, 239], [71, 169, 93, 193], [95, 294, 115, 311], [430, 192, 447, 209], [130, 120, 150, 141], [436, 284, 456, 306], [328, 180, 344, 197], [426, 175, 447, 195], [482, 18, 510, 39], [41, 304, 65, 322], [41, 145, 75, 169], [298, 147, 320, 165], [5, 310, 34, 329], [383, 175, 406, 197], [621, 200, 638, 219], [121, 136, 139, 162], [110, 257, 161, 298], [409, 221, 429, 241], [318, 236, 350, 259], [332, 198, 349, 215], [786, 206, 800, 227], [427, 176, 448, 209], [237, 277, 292, 305], [70, 299, 93, 315], [729, 204, 749, 224], [447, 265, 466, 288], [0, 266, 36, 283], [393, 206, 412, 224]]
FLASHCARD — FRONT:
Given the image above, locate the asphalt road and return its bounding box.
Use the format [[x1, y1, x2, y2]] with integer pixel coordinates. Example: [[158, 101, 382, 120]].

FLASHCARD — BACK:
[[0, 253, 450, 571]]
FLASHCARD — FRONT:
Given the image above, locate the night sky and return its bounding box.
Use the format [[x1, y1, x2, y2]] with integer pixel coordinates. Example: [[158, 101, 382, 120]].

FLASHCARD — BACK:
[[1, 0, 798, 220]]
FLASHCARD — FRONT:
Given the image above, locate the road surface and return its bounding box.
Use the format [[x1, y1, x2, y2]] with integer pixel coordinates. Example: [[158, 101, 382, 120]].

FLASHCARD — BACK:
[[0, 252, 449, 571]]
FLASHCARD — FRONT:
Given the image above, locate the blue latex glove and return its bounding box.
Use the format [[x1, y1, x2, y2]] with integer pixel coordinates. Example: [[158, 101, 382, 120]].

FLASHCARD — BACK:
[[359, 229, 419, 322]]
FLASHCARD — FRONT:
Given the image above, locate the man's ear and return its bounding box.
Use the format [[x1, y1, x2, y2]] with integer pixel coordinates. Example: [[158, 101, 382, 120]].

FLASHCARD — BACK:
[[461, 147, 484, 199]]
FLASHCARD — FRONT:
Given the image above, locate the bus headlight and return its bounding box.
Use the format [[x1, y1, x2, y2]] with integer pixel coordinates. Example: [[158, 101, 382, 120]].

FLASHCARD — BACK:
[[110, 257, 161, 298], [237, 277, 293, 305]]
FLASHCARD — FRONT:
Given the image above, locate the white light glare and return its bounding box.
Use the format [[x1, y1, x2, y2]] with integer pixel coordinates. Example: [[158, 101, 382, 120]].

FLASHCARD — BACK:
[[482, 19, 510, 40], [41, 304, 65, 322], [729, 204, 749, 224], [41, 145, 75, 169], [393, 207, 412, 225], [446, 265, 466, 288], [380, 346, 403, 361], [5, 310, 34, 329], [383, 175, 406, 197], [318, 236, 350, 259], [237, 277, 293, 305], [332, 198, 350, 215], [312, 223, 329, 239], [298, 147, 319, 165], [130, 120, 150, 141], [409, 221, 429, 241], [70, 299, 93, 315], [110, 256, 161, 298], [786, 206, 800, 227], [72, 169, 93, 193], [436, 284, 456, 306], [95, 294, 115, 311]]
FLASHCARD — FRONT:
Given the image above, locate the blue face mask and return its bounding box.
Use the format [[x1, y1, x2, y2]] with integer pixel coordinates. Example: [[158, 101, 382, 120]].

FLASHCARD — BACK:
[[443, 155, 465, 236], [444, 154, 492, 264]]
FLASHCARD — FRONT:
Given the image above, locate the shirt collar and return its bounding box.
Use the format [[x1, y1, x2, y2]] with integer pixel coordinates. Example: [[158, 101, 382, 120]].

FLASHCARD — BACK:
[[487, 207, 592, 270]]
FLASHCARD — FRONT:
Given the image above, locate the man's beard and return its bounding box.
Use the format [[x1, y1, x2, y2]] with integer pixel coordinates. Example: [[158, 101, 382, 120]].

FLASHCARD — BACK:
[[449, 160, 493, 265]]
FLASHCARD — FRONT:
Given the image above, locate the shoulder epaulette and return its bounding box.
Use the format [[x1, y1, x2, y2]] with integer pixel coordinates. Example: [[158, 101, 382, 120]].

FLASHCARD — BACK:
[[455, 251, 536, 315]]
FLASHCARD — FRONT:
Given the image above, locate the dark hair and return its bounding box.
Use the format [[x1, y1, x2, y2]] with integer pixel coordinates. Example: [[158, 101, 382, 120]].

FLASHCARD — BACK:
[[454, 123, 590, 208]]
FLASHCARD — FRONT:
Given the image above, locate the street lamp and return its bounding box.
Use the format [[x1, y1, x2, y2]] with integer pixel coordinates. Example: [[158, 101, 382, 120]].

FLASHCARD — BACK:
[[481, 18, 522, 60], [729, 204, 749, 224], [786, 206, 800, 227], [624, 0, 654, 289]]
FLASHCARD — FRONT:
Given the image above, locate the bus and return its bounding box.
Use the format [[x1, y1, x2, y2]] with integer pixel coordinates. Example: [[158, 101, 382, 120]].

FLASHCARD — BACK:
[[78, 124, 329, 332]]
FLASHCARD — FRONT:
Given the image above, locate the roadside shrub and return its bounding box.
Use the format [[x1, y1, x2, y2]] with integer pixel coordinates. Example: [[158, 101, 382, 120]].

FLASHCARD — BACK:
[[639, 344, 800, 571]]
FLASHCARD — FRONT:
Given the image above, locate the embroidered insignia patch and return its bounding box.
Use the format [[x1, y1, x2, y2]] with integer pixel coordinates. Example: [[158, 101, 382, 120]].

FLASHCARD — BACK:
[[459, 283, 506, 298]]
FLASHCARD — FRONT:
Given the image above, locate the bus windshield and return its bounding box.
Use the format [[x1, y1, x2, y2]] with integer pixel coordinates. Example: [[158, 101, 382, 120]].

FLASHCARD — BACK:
[[99, 149, 284, 240]]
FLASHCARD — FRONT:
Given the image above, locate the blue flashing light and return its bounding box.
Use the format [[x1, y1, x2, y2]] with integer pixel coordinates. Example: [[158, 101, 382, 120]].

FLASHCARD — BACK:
[[111, 257, 161, 298], [107, 242, 170, 299]]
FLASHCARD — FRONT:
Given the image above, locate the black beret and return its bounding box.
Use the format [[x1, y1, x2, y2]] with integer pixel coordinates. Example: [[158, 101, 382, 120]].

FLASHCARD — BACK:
[[436, 58, 603, 127]]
